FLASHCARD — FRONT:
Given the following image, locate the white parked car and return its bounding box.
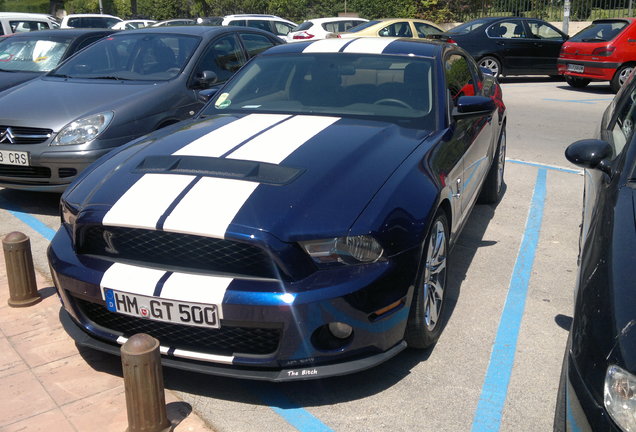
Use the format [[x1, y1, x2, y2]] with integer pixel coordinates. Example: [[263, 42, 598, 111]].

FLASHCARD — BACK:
[[286, 17, 368, 42], [0, 12, 59, 35], [61, 14, 122, 29], [197, 14, 296, 37], [111, 19, 156, 30]]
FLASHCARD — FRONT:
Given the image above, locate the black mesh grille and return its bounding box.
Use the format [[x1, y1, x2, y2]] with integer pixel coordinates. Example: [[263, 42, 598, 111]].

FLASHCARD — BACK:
[[0, 126, 52, 144], [76, 298, 282, 355], [0, 165, 51, 178], [77, 225, 277, 278], [58, 168, 77, 178]]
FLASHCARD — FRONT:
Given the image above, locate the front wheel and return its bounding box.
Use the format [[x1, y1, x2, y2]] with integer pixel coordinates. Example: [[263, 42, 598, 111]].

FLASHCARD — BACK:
[[565, 75, 591, 88], [405, 211, 449, 349], [478, 56, 502, 78], [479, 126, 506, 204], [611, 64, 633, 93]]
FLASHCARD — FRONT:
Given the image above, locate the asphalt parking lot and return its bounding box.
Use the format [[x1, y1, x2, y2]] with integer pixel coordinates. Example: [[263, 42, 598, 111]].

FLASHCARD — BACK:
[[0, 77, 615, 432]]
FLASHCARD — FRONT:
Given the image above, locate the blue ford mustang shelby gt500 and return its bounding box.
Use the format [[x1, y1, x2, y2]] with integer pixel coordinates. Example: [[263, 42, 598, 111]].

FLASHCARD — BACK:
[[48, 37, 507, 381]]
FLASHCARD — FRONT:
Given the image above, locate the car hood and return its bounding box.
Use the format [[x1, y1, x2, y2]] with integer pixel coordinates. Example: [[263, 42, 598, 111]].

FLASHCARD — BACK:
[[0, 71, 41, 93], [0, 77, 166, 130], [65, 113, 430, 242]]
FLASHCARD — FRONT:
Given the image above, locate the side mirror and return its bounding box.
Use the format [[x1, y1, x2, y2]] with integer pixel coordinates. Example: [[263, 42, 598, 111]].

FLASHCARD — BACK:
[[565, 139, 613, 174], [452, 95, 496, 119], [194, 70, 218, 88], [197, 87, 219, 103]]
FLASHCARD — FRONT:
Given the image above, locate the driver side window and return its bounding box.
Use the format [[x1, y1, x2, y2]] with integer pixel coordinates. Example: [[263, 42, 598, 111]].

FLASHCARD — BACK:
[[445, 54, 476, 105], [194, 35, 244, 85], [610, 87, 636, 159]]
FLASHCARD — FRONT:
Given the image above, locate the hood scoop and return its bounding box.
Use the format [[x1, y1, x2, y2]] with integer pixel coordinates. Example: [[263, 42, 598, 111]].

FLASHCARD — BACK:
[[133, 155, 304, 185]]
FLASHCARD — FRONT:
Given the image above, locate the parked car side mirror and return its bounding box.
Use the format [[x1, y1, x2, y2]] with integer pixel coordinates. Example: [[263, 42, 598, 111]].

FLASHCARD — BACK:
[[565, 139, 613, 174], [452, 95, 496, 119], [198, 87, 219, 103], [195, 70, 218, 88]]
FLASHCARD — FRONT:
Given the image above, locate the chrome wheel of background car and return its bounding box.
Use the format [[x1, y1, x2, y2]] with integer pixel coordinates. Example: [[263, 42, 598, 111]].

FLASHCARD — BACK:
[[479, 56, 501, 78], [478, 125, 506, 204], [405, 211, 449, 349], [423, 219, 447, 331], [611, 65, 634, 93], [565, 75, 590, 89]]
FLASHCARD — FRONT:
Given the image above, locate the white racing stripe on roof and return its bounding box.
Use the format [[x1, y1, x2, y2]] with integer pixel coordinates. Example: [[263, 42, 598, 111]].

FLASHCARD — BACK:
[[160, 272, 232, 308], [162, 115, 340, 238], [100, 262, 166, 300], [174, 113, 291, 157], [343, 37, 395, 53], [302, 38, 351, 53], [103, 174, 195, 229]]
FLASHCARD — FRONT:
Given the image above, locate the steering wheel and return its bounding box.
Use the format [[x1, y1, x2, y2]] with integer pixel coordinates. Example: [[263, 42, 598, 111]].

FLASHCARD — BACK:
[[373, 98, 413, 109]]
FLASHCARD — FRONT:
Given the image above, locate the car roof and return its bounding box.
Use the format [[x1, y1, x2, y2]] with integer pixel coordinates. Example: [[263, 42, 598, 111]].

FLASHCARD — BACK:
[[264, 37, 444, 57], [0, 12, 54, 18], [116, 25, 273, 37], [6, 28, 115, 37], [306, 17, 368, 24], [64, 14, 121, 18]]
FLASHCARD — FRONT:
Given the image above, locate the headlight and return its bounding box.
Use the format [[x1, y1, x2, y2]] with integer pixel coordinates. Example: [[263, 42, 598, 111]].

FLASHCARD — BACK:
[[60, 200, 78, 227], [52, 111, 114, 146], [605, 365, 636, 431], [300, 235, 384, 265]]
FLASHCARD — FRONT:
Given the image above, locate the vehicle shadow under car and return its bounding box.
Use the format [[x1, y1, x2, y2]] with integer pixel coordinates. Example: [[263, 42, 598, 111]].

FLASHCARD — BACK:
[[74, 196, 501, 407]]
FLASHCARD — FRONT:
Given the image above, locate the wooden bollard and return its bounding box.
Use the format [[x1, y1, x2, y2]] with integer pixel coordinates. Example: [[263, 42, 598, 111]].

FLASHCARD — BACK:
[[121, 334, 171, 432], [3, 232, 41, 307]]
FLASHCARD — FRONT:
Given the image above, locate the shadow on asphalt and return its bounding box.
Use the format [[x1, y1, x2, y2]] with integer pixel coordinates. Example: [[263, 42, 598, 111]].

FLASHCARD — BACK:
[[0, 188, 61, 217], [72, 193, 502, 409]]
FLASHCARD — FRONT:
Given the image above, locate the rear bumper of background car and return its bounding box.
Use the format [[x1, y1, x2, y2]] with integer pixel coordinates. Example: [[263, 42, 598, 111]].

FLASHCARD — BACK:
[[557, 58, 620, 81], [48, 225, 418, 381]]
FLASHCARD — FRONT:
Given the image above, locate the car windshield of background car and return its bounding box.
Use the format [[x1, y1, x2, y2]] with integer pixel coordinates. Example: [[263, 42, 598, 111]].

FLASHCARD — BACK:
[[346, 20, 380, 33], [570, 20, 628, 42], [203, 53, 435, 129], [51, 33, 199, 81], [0, 36, 71, 72], [67, 16, 121, 28], [448, 18, 490, 34]]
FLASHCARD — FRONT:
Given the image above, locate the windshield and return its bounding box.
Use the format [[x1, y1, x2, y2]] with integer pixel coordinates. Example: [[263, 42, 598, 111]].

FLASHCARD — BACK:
[[0, 36, 71, 72], [570, 20, 628, 42], [52, 33, 199, 81], [202, 53, 435, 129], [346, 21, 381, 33], [448, 18, 490, 34], [67, 17, 121, 28]]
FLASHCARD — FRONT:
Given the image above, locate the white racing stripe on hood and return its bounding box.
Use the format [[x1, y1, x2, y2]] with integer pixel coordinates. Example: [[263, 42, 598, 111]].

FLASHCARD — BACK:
[[100, 262, 166, 300], [174, 113, 291, 157], [102, 114, 290, 230], [302, 38, 351, 53], [343, 38, 395, 53], [162, 115, 340, 238]]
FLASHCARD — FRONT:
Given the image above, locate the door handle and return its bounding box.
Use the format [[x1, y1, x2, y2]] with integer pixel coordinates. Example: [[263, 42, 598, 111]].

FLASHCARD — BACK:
[[452, 178, 462, 198]]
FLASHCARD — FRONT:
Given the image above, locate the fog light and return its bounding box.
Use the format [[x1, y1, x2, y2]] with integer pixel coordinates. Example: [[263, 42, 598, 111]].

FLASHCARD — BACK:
[[328, 322, 353, 339]]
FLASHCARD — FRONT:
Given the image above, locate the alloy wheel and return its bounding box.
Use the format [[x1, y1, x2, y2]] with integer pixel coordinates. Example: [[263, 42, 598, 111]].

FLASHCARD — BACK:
[[423, 220, 447, 331]]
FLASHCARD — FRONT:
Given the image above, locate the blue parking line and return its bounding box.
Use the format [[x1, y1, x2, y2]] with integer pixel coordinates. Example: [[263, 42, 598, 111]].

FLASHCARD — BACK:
[[471, 168, 547, 432], [507, 159, 581, 174], [264, 391, 334, 432], [0, 196, 56, 241]]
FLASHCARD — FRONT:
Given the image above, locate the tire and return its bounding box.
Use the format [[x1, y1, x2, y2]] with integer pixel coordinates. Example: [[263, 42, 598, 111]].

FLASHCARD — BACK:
[[553, 347, 569, 432], [611, 64, 634, 93], [565, 75, 590, 88], [405, 211, 449, 349], [479, 125, 506, 204], [478, 56, 502, 78]]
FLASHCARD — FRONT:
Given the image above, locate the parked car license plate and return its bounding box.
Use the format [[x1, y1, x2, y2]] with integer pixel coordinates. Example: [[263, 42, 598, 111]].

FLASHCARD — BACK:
[[567, 64, 585, 73], [0, 149, 29, 166], [104, 288, 220, 329]]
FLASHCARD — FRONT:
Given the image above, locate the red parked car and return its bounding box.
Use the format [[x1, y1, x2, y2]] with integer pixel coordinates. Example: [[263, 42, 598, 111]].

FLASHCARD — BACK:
[[558, 18, 636, 92]]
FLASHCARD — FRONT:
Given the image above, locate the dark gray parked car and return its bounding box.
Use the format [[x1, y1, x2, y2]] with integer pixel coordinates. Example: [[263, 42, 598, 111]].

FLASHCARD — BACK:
[[0, 28, 115, 93], [0, 26, 283, 192]]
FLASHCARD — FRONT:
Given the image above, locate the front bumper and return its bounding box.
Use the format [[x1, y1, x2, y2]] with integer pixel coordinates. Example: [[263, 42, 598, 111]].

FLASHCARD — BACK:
[[49, 225, 418, 381], [557, 58, 619, 81]]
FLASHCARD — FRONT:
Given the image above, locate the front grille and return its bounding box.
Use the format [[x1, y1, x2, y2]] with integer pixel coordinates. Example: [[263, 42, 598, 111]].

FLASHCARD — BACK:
[[0, 126, 52, 145], [77, 225, 277, 278], [58, 168, 77, 178], [0, 165, 51, 178], [76, 298, 281, 355]]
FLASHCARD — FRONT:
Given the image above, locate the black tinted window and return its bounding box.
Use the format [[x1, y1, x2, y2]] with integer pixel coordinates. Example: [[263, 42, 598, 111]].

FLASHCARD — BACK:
[[240, 33, 275, 58]]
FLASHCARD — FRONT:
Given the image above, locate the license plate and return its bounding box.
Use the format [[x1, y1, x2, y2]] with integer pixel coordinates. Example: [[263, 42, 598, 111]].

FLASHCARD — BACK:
[[0, 149, 29, 166], [104, 288, 220, 329], [567, 64, 584, 73]]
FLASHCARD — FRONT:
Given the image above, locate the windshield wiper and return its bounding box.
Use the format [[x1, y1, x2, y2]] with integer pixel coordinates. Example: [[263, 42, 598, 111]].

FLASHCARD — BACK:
[[48, 72, 72, 78], [91, 75, 129, 81]]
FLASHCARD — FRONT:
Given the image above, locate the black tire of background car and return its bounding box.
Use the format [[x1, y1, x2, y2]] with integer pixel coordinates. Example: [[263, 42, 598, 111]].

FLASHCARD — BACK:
[[611, 64, 634, 93], [565, 75, 591, 89], [478, 56, 502, 78], [478, 126, 506, 204], [405, 211, 449, 349]]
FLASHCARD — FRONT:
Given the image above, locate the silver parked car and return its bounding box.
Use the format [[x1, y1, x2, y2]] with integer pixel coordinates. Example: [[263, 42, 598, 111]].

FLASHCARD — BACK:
[[0, 25, 283, 192]]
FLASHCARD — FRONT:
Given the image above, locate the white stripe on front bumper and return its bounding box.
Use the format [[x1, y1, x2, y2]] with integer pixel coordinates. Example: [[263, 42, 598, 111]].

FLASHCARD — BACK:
[[116, 336, 235, 364], [100, 262, 166, 300]]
